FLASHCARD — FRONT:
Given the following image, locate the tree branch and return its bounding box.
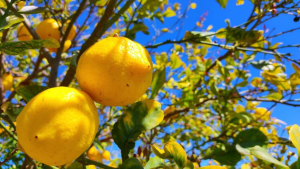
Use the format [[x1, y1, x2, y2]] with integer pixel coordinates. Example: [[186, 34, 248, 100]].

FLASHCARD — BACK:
[[60, 0, 119, 86], [48, 0, 88, 87]]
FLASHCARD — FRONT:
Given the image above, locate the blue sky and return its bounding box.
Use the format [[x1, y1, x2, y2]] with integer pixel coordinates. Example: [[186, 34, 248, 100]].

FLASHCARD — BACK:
[[133, 0, 300, 135]]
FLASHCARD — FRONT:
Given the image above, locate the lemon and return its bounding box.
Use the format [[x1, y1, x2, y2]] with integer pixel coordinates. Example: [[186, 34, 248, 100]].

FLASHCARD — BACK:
[[17, 1, 25, 9], [87, 146, 102, 162], [2, 72, 13, 92], [65, 20, 76, 40], [17, 23, 33, 41], [16, 87, 99, 166], [102, 150, 111, 161], [36, 18, 61, 42], [76, 37, 153, 106], [48, 40, 72, 53]]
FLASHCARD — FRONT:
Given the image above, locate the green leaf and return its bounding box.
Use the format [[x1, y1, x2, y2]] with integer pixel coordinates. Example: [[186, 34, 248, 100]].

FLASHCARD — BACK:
[[229, 113, 253, 125], [128, 23, 149, 35], [183, 31, 214, 42], [264, 92, 282, 100], [234, 128, 268, 148], [1, 102, 23, 122], [162, 7, 176, 17], [250, 146, 289, 168], [213, 149, 241, 166], [151, 141, 187, 168], [215, 0, 229, 8], [289, 124, 300, 154], [225, 27, 262, 44], [236, 80, 248, 87], [70, 51, 79, 69], [0, 38, 60, 55], [17, 6, 49, 14], [292, 63, 300, 74], [15, 83, 49, 102], [170, 53, 184, 69], [144, 156, 165, 169], [290, 158, 300, 169], [150, 68, 165, 99], [250, 60, 273, 70], [112, 100, 164, 160], [120, 158, 144, 169], [235, 144, 250, 155], [184, 160, 194, 169], [0, 15, 24, 30]]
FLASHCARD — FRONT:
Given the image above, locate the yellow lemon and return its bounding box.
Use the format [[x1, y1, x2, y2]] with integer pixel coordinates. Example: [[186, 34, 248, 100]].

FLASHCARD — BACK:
[[17, 1, 25, 9], [36, 18, 61, 42], [87, 146, 102, 162], [17, 23, 33, 41], [48, 40, 72, 53], [64, 20, 76, 40], [16, 87, 99, 166], [76, 37, 153, 106], [102, 150, 111, 161], [2, 72, 13, 92]]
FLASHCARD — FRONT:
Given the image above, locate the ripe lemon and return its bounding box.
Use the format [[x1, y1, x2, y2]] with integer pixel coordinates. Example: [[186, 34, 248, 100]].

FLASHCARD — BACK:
[[17, 1, 26, 9], [36, 18, 61, 42], [2, 72, 13, 92], [48, 40, 72, 53], [76, 37, 153, 106], [87, 146, 102, 162], [102, 150, 111, 161], [16, 87, 99, 166], [17, 23, 33, 41]]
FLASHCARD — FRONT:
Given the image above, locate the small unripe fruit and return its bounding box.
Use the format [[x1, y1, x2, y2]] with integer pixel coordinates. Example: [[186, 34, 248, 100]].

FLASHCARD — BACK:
[[272, 9, 277, 15]]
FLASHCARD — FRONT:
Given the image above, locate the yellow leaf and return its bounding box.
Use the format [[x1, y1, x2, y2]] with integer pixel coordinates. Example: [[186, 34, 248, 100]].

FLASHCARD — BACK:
[[254, 107, 271, 121], [251, 77, 262, 87], [235, 105, 245, 113], [289, 124, 300, 154], [190, 3, 197, 9], [236, 0, 244, 5], [269, 42, 282, 49], [0, 0, 6, 8], [163, 7, 176, 17], [292, 63, 300, 74], [206, 25, 213, 31], [151, 141, 187, 168], [161, 28, 169, 32], [216, 28, 227, 39]]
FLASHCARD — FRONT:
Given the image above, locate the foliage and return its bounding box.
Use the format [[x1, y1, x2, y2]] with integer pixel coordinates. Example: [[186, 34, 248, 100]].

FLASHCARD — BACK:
[[0, 0, 300, 168]]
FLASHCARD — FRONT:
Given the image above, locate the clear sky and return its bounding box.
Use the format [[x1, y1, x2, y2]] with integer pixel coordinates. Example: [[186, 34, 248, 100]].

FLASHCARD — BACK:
[[133, 0, 300, 138]]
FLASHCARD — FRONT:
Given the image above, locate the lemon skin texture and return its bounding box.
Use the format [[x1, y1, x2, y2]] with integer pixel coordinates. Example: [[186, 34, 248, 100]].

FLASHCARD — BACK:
[[17, 23, 33, 41], [36, 19, 61, 41], [2, 72, 13, 92], [76, 37, 153, 106], [16, 87, 99, 166]]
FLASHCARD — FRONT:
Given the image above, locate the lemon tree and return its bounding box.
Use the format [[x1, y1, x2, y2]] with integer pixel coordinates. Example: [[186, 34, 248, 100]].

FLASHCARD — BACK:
[[0, 0, 300, 169]]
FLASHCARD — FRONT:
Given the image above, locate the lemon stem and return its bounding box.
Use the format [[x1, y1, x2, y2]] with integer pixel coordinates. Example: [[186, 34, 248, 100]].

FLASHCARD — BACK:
[[0, 120, 17, 140], [84, 158, 117, 169]]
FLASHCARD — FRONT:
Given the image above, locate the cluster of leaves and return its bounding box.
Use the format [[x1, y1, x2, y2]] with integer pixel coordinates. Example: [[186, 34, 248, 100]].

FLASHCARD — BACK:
[[0, 0, 300, 169]]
